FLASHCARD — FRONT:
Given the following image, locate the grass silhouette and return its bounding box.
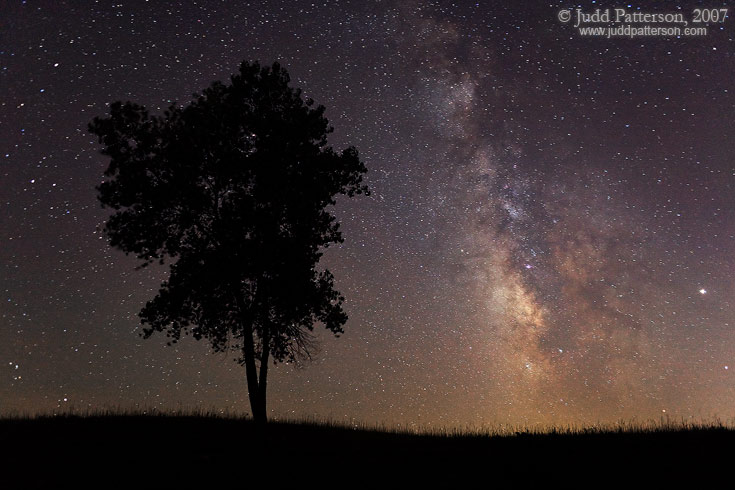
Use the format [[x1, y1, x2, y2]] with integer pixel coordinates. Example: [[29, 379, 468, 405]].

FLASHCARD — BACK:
[[3, 409, 733, 487]]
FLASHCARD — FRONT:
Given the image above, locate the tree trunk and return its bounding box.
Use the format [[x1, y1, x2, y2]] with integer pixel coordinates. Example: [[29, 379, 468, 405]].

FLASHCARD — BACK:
[[257, 325, 271, 423], [242, 323, 267, 424], [235, 290, 268, 424]]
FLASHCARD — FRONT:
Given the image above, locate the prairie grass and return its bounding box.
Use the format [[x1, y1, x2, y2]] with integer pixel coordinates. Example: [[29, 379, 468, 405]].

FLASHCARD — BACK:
[[2, 405, 732, 438], [3, 407, 733, 486]]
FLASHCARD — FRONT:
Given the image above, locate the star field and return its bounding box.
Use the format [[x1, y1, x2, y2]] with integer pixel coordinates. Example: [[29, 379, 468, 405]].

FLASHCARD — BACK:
[[2, 0, 735, 428]]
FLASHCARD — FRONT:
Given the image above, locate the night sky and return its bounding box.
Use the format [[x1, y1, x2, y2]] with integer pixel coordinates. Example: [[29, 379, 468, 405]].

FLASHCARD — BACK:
[[3, 0, 735, 428]]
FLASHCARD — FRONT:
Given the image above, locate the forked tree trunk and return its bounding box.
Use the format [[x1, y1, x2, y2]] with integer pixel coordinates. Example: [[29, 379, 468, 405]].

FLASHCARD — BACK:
[[236, 290, 271, 424], [242, 324, 267, 424], [256, 327, 271, 422]]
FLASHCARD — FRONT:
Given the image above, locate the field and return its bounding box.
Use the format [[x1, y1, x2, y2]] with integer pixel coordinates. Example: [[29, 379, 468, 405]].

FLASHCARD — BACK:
[[3, 412, 733, 488]]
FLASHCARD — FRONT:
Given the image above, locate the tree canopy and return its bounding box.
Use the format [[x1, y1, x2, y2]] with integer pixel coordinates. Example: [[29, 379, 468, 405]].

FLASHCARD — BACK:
[[89, 61, 368, 422]]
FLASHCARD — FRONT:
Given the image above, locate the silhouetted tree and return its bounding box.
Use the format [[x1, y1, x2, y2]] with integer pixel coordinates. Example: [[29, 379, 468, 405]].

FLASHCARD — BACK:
[[89, 61, 368, 423]]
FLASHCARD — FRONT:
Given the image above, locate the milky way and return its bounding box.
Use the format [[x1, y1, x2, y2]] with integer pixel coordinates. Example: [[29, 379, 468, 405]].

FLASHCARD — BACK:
[[2, 1, 735, 427]]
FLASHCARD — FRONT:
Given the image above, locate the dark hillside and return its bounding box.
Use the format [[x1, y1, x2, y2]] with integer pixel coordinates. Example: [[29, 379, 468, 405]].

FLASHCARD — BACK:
[[3, 415, 733, 488]]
